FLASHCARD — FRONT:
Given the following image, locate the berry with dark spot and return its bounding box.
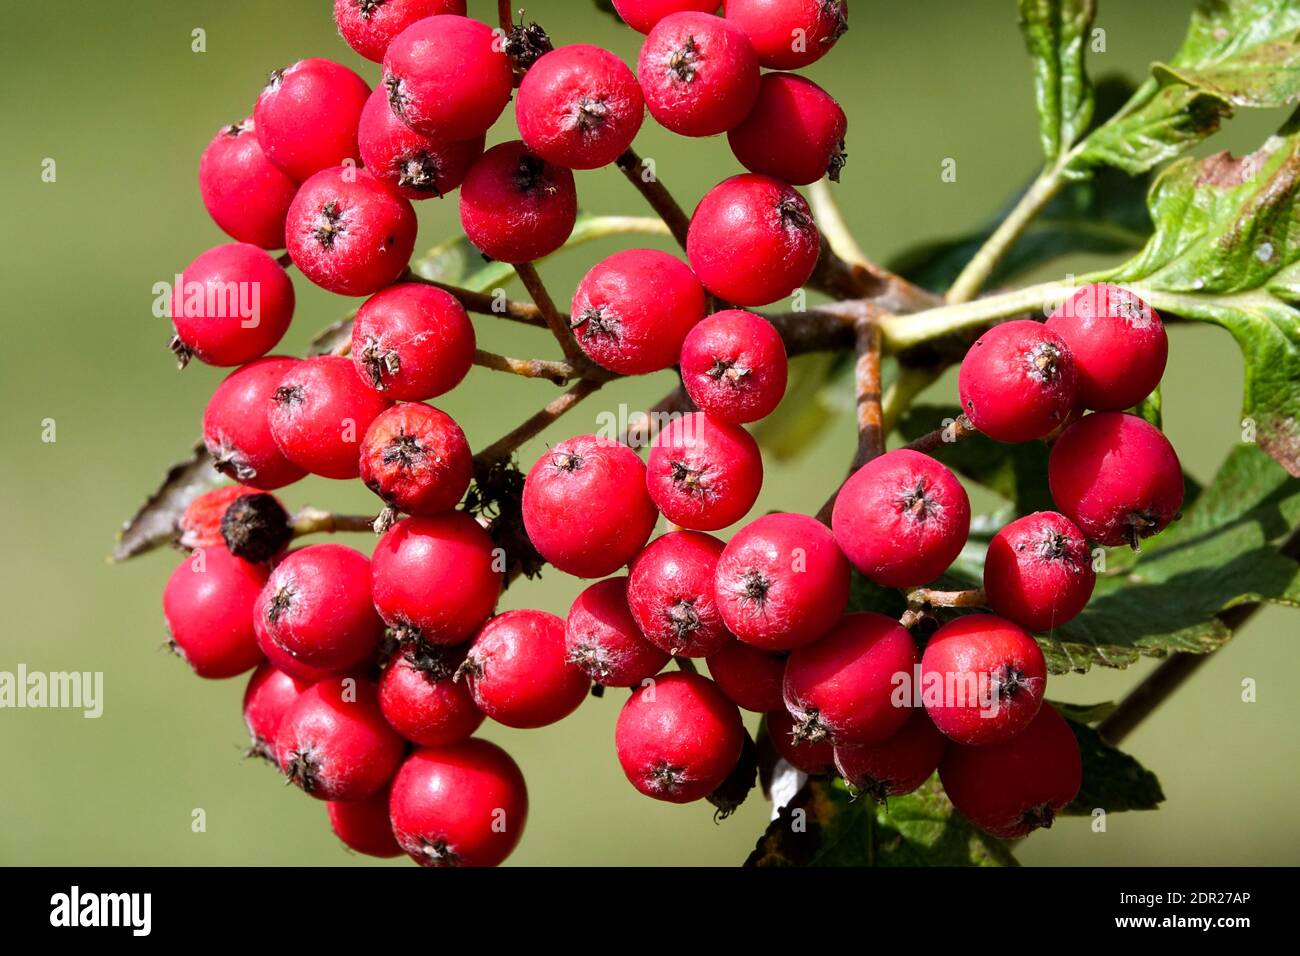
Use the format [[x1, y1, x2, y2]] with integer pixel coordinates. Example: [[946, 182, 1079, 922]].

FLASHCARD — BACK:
[[564, 577, 671, 687], [679, 309, 788, 423], [646, 412, 763, 530], [360, 403, 473, 516], [254, 58, 370, 182], [637, 12, 760, 137], [728, 72, 847, 185], [459, 141, 578, 263], [766, 708, 834, 773], [220, 491, 293, 563], [983, 511, 1095, 631], [357, 86, 484, 200], [958, 319, 1078, 443], [628, 531, 733, 658], [179, 484, 269, 551]]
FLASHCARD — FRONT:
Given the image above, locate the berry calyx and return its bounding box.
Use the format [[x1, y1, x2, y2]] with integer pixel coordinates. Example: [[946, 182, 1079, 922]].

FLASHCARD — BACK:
[[723, 0, 848, 69], [459, 141, 578, 263], [179, 484, 268, 551], [162, 546, 269, 679], [170, 243, 295, 367], [360, 403, 473, 516], [646, 412, 763, 530], [983, 511, 1095, 631], [253, 58, 370, 182], [379, 643, 484, 746], [833, 710, 947, 801], [628, 531, 734, 657], [220, 491, 293, 563], [328, 786, 403, 858], [958, 319, 1078, 443], [203, 357, 308, 491], [334, 0, 467, 63], [728, 72, 848, 185], [679, 309, 788, 423], [198, 118, 298, 249], [351, 283, 476, 401], [357, 86, 485, 200], [242, 662, 308, 761], [766, 708, 835, 774], [706, 641, 786, 713], [638, 12, 761, 137], [565, 577, 671, 687]]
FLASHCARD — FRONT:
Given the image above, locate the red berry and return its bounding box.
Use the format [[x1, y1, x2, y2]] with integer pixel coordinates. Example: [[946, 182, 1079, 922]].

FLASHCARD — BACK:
[[242, 662, 308, 761], [382, 14, 514, 140], [285, 167, 417, 296], [707, 641, 785, 712], [628, 531, 733, 657], [646, 412, 762, 530], [379, 645, 484, 746], [517, 45, 645, 170], [389, 739, 528, 867], [612, 0, 719, 34], [460, 610, 590, 728], [371, 513, 502, 646], [198, 118, 298, 249], [939, 703, 1082, 838], [351, 283, 476, 400], [783, 611, 918, 746], [723, 0, 848, 69], [831, 449, 971, 588], [727, 72, 847, 185], [833, 710, 947, 800], [276, 677, 406, 801], [983, 511, 1095, 631], [920, 614, 1047, 747], [360, 403, 472, 515], [570, 249, 706, 374], [564, 577, 671, 687], [267, 355, 392, 480], [357, 87, 485, 200], [253, 544, 385, 682], [615, 671, 744, 803], [522, 435, 658, 578], [679, 309, 788, 423], [765, 708, 834, 773], [170, 243, 295, 367], [638, 12, 760, 137], [162, 546, 268, 679], [958, 320, 1077, 443], [714, 512, 850, 650], [687, 174, 819, 306], [334, 0, 466, 63], [1046, 283, 1167, 411], [179, 484, 264, 550], [254, 58, 370, 182], [327, 786, 403, 858], [203, 357, 308, 491], [1047, 412, 1184, 548], [459, 141, 578, 263]]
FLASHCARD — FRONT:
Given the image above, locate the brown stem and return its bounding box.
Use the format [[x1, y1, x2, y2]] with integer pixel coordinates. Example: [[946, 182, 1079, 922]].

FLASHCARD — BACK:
[[496, 0, 512, 32], [904, 413, 976, 454], [674, 656, 699, 674], [853, 315, 884, 468], [615, 148, 691, 249], [404, 272, 547, 327], [899, 607, 927, 630], [473, 349, 576, 384], [475, 378, 603, 466], [765, 304, 857, 357], [514, 262, 588, 367], [622, 385, 696, 449], [290, 507, 378, 538], [907, 587, 987, 609]]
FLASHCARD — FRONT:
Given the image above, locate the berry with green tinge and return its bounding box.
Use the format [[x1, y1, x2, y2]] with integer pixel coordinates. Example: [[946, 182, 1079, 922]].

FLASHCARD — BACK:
[[357, 87, 485, 200], [389, 738, 529, 867], [628, 531, 733, 657], [565, 577, 671, 687], [833, 709, 947, 800], [198, 118, 298, 249], [687, 174, 820, 306], [327, 786, 402, 858], [723, 0, 848, 69], [766, 708, 835, 774], [714, 512, 850, 650], [170, 243, 295, 367], [646, 412, 763, 530], [522, 435, 658, 578], [637, 12, 760, 137], [163, 546, 268, 679], [1048, 411, 1184, 548], [379, 644, 484, 746], [204, 357, 308, 491], [983, 511, 1095, 631], [612, 0, 719, 34], [351, 283, 476, 400], [570, 249, 706, 374], [334, 0, 467, 63], [831, 448, 971, 588], [706, 640, 786, 712], [728, 73, 847, 185], [267, 355, 391, 480], [253, 58, 370, 182], [242, 662, 308, 762], [360, 403, 472, 516], [958, 320, 1077, 443], [939, 703, 1082, 838], [459, 141, 578, 264], [220, 491, 293, 563], [615, 671, 745, 803], [679, 309, 788, 423]]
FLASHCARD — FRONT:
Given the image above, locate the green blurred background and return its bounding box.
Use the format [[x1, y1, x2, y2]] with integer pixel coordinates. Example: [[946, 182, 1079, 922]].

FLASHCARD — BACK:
[[1, 0, 1296, 866]]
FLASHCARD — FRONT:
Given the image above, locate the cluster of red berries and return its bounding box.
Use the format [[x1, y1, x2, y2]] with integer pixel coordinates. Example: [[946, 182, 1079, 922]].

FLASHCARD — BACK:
[[156, 0, 1184, 865]]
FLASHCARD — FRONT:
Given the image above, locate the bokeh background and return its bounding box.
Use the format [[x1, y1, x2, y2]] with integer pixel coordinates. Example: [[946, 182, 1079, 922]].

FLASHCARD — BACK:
[[1, 0, 1297, 866]]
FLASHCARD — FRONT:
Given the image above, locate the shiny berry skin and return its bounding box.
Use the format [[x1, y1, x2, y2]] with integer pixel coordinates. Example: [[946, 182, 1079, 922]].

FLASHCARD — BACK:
[[517, 45, 645, 170], [389, 739, 528, 867], [983, 511, 1095, 631], [198, 118, 298, 249], [459, 141, 578, 263], [1048, 412, 1184, 548], [707, 641, 785, 712], [328, 786, 402, 858], [612, 0, 719, 34], [715, 512, 850, 650], [460, 610, 590, 729], [203, 357, 308, 490], [253, 544, 385, 682], [381, 14, 514, 140], [628, 531, 733, 657], [833, 710, 947, 800], [564, 577, 671, 687], [334, 0, 466, 63], [646, 412, 762, 530], [727, 73, 847, 185], [254, 59, 370, 182], [921, 614, 1047, 747], [680, 310, 787, 423], [371, 513, 502, 646], [958, 320, 1077, 443], [939, 703, 1082, 838], [638, 13, 760, 137], [357, 87, 485, 200], [360, 403, 472, 515], [243, 663, 308, 761], [570, 249, 706, 374], [179, 484, 264, 550], [766, 708, 834, 773], [783, 611, 918, 746], [284, 167, 417, 296], [268, 355, 391, 480], [162, 547, 268, 679], [351, 284, 476, 400], [1045, 283, 1168, 412], [276, 677, 406, 801], [723, 0, 848, 69], [831, 449, 971, 588], [379, 645, 484, 746], [522, 435, 658, 578], [170, 243, 295, 367], [615, 672, 744, 803], [687, 174, 820, 306]]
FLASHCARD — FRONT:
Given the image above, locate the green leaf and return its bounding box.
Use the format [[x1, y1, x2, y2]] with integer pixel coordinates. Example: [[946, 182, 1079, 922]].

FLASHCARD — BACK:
[[1049, 700, 1116, 725], [1018, 0, 1096, 164], [1170, 0, 1300, 71], [1071, 82, 1230, 175], [1060, 713, 1166, 814]]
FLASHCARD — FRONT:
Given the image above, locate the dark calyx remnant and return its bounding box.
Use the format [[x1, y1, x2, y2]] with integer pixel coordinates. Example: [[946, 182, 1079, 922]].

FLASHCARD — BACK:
[[707, 729, 757, 822], [668, 35, 701, 83], [357, 335, 400, 389], [221, 492, 292, 563], [313, 200, 344, 248], [504, 17, 553, 72]]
